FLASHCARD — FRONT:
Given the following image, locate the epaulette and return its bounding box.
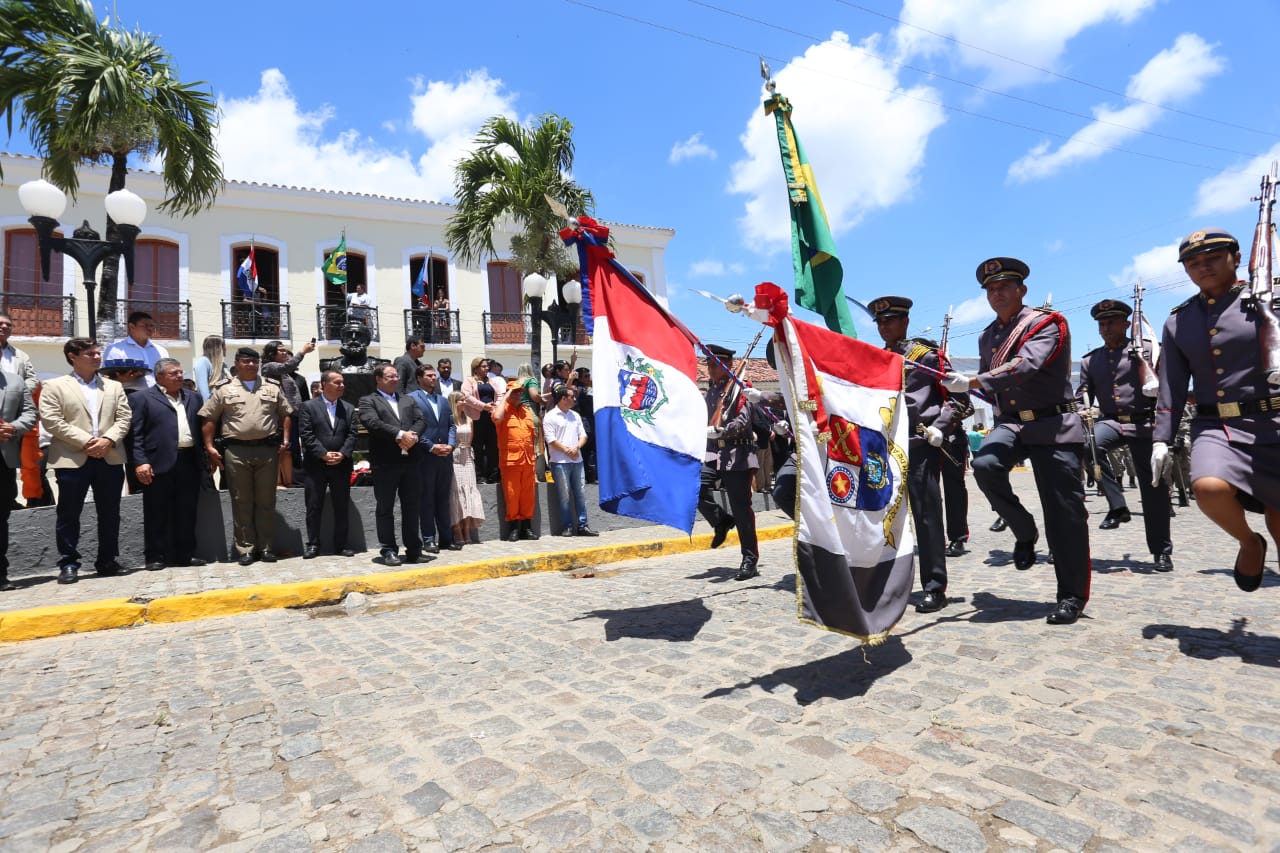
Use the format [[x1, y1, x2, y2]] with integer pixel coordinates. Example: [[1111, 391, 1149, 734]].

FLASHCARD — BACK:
[[903, 340, 936, 363], [1169, 294, 1196, 314], [264, 376, 283, 386]]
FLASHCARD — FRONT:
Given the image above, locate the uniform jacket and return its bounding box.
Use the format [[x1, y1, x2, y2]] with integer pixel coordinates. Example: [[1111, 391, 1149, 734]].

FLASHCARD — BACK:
[[298, 395, 357, 462], [129, 384, 204, 474], [1156, 283, 1280, 446], [40, 373, 133, 468], [0, 370, 36, 468], [704, 378, 757, 471], [977, 306, 1084, 445], [198, 377, 292, 440], [408, 389, 456, 449], [493, 396, 537, 466], [358, 392, 427, 466], [888, 338, 973, 437], [1076, 339, 1157, 439]]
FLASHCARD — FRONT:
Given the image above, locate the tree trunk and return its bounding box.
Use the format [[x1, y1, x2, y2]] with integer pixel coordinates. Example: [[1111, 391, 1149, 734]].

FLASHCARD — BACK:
[[94, 153, 129, 344]]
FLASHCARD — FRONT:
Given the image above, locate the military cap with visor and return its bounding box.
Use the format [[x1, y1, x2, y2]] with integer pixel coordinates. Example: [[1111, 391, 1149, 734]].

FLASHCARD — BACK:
[[1090, 299, 1132, 321], [1177, 228, 1239, 263], [869, 296, 913, 320], [976, 257, 1031, 287]]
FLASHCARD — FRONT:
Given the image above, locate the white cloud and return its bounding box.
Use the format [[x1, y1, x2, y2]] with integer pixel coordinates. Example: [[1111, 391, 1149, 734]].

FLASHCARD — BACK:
[[689, 259, 746, 277], [669, 133, 716, 164], [894, 0, 1156, 90], [950, 294, 993, 326], [1110, 241, 1186, 291], [1044, 238, 1064, 253], [214, 68, 516, 203], [728, 32, 946, 254], [1007, 34, 1223, 183], [1194, 143, 1280, 216]]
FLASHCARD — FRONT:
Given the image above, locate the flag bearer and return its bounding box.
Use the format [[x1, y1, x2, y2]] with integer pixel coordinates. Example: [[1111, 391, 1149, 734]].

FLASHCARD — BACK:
[[698, 344, 760, 580]]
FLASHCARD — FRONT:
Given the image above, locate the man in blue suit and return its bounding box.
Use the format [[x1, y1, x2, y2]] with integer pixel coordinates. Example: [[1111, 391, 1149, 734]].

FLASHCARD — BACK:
[[129, 357, 207, 570], [299, 370, 358, 558], [409, 363, 459, 552]]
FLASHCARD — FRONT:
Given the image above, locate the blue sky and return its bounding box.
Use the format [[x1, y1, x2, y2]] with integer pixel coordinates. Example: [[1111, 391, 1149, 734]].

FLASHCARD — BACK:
[[10, 0, 1280, 357]]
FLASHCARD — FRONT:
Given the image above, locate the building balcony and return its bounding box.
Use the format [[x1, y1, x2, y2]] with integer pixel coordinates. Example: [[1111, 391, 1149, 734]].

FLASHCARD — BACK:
[[0, 293, 76, 338], [404, 309, 460, 346], [221, 301, 292, 342], [483, 312, 530, 346], [117, 299, 193, 342], [318, 305, 380, 343]]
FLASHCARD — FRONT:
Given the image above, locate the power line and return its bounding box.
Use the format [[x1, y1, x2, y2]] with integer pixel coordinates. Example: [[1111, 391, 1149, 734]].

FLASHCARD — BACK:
[[832, 0, 1280, 141]]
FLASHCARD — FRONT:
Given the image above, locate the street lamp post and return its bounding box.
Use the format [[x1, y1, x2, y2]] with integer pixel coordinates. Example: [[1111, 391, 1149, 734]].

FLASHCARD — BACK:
[[18, 179, 147, 340], [522, 272, 583, 370]]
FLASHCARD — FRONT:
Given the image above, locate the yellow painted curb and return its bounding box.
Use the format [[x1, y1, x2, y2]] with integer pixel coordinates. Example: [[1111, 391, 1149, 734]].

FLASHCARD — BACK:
[[0, 523, 795, 643]]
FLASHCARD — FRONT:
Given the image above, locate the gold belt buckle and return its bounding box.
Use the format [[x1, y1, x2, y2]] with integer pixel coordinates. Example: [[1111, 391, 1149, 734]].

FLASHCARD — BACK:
[[1217, 401, 1241, 418], [1018, 409, 1035, 423], [717, 439, 727, 448]]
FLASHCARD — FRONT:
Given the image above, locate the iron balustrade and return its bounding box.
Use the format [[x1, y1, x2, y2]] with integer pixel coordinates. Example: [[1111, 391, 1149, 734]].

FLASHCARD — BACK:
[[0, 293, 76, 337], [483, 312, 531, 346], [318, 305, 380, 342], [117, 299, 193, 342], [221, 301, 292, 341], [404, 309, 460, 345]]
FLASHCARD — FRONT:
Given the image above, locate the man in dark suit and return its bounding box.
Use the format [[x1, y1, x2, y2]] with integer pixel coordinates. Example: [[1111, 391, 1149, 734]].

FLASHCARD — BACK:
[[358, 363, 427, 566], [299, 369, 357, 559], [394, 337, 425, 397], [409, 363, 458, 553], [0, 366, 36, 591], [130, 358, 207, 570]]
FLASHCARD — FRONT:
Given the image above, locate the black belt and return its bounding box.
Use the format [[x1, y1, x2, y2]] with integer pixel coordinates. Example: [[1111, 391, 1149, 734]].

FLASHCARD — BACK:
[[1103, 411, 1153, 424], [1197, 395, 1280, 418], [223, 436, 278, 447], [1013, 402, 1076, 423], [712, 438, 755, 449]]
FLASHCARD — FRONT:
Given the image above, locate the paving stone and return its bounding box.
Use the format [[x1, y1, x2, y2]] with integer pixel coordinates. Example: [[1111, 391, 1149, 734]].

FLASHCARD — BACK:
[[526, 809, 592, 846], [1136, 790, 1255, 845], [627, 758, 679, 793], [612, 800, 679, 841], [493, 784, 559, 823], [993, 800, 1094, 852], [749, 811, 812, 852], [278, 734, 323, 762], [453, 757, 517, 791], [404, 782, 450, 818], [897, 805, 988, 853], [981, 765, 1078, 806], [435, 806, 497, 853], [346, 832, 407, 853], [1074, 794, 1154, 839], [813, 812, 891, 851], [576, 741, 627, 767]]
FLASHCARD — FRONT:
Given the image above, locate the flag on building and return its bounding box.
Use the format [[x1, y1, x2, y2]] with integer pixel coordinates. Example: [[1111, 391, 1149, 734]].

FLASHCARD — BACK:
[[755, 282, 912, 641], [236, 247, 258, 299], [411, 257, 428, 300], [573, 220, 704, 533], [766, 91, 857, 339], [324, 233, 348, 287]]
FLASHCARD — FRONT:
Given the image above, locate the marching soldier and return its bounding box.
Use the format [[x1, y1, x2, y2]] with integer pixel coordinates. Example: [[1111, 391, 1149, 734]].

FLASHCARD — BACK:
[[1076, 299, 1173, 570], [698, 344, 760, 581], [1154, 228, 1280, 592], [944, 258, 1092, 625], [941, 426, 971, 557], [872, 296, 972, 613]]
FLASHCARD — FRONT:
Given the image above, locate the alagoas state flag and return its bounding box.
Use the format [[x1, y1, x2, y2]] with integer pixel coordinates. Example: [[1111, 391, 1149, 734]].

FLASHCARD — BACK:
[[756, 283, 913, 642]]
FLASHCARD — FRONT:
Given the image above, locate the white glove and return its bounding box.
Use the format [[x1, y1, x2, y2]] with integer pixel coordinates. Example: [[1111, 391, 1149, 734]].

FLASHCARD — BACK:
[[1150, 441, 1171, 487], [1141, 381, 1159, 398], [742, 386, 764, 404], [942, 372, 971, 393], [1268, 368, 1280, 387], [707, 426, 724, 440], [1085, 406, 1101, 419], [923, 425, 944, 447], [771, 420, 790, 436]]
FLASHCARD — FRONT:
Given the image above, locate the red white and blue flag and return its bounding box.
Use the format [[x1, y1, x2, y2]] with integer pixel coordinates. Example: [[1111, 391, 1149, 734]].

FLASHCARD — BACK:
[[754, 283, 913, 642], [565, 217, 704, 533], [237, 246, 258, 299]]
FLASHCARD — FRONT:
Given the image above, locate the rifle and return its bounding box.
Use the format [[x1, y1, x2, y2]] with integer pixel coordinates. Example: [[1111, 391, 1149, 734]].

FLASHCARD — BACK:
[[1130, 278, 1160, 397], [939, 304, 953, 360], [708, 324, 766, 428], [1247, 161, 1280, 386], [1080, 407, 1102, 483]]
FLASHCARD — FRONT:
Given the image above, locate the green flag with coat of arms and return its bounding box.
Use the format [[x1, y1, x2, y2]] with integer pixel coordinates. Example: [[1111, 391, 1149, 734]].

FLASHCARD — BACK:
[[324, 233, 348, 287]]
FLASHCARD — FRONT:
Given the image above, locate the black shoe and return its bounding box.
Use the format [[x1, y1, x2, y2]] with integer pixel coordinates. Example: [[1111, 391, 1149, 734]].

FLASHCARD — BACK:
[[506, 528, 521, 542], [182, 557, 208, 567], [1099, 508, 1131, 530], [144, 561, 167, 571], [259, 551, 278, 563], [734, 560, 760, 581], [423, 542, 440, 554], [1178, 497, 1190, 508], [945, 539, 966, 558], [58, 565, 79, 584], [1046, 600, 1081, 625], [989, 517, 1008, 532], [1153, 554, 1174, 572], [0, 579, 15, 592], [1046, 550, 1055, 564], [403, 552, 427, 564], [380, 550, 402, 567], [522, 521, 540, 541], [710, 518, 734, 549], [576, 526, 599, 537], [558, 529, 575, 537], [237, 553, 255, 567], [339, 549, 356, 558], [1013, 535, 1037, 571], [442, 542, 463, 551], [303, 547, 320, 560], [96, 561, 127, 576], [915, 590, 947, 613], [1169, 507, 1176, 517], [1234, 533, 1267, 592]]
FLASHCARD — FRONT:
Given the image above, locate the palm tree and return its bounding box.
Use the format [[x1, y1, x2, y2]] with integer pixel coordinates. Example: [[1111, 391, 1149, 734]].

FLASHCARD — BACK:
[[0, 0, 223, 341], [446, 113, 594, 281]]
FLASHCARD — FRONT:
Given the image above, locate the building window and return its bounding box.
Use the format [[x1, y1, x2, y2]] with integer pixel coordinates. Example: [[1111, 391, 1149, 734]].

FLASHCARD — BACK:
[[487, 261, 522, 313], [410, 254, 449, 309], [323, 247, 366, 310], [232, 245, 279, 303], [3, 228, 66, 336], [131, 239, 181, 337], [230, 245, 282, 339]]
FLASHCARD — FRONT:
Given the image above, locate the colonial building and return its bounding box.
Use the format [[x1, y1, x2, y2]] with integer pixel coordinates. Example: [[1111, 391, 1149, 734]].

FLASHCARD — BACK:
[[0, 153, 674, 380]]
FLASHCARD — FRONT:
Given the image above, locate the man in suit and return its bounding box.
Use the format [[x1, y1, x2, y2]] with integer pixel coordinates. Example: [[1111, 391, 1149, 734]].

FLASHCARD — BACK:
[[299, 369, 357, 558], [130, 357, 207, 570], [0, 366, 36, 591], [0, 311, 36, 393], [358, 363, 427, 566], [40, 338, 133, 583], [394, 337, 425, 397], [409, 363, 458, 553], [436, 357, 462, 394]]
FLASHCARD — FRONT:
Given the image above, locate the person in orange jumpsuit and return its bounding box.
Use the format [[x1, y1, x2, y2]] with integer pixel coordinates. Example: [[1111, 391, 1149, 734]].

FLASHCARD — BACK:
[[494, 384, 539, 541], [20, 381, 51, 506]]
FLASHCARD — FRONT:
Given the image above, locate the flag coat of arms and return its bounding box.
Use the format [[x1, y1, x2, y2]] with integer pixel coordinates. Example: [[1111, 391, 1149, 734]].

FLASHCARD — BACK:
[[324, 235, 348, 287], [579, 232, 704, 533], [236, 247, 258, 299], [763, 285, 913, 641]]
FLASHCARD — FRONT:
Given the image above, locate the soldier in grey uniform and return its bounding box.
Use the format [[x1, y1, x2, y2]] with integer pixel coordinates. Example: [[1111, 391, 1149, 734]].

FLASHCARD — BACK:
[[1075, 299, 1173, 570], [940, 426, 971, 557], [944, 257, 1092, 625], [697, 344, 760, 581], [1154, 228, 1280, 592], [872, 296, 972, 613]]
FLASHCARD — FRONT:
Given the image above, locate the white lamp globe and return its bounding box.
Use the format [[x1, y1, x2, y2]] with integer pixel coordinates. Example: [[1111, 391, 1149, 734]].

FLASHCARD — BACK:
[[18, 179, 67, 220], [104, 189, 147, 227], [562, 280, 583, 304], [521, 272, 548, 300]]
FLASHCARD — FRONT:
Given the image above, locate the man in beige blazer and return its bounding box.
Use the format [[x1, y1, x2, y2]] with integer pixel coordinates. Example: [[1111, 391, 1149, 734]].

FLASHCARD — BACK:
[[40, 338, 133, 584]]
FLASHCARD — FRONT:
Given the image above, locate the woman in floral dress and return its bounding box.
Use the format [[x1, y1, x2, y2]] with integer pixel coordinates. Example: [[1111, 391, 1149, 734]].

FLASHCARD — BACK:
[[448, 391, 485, 544]]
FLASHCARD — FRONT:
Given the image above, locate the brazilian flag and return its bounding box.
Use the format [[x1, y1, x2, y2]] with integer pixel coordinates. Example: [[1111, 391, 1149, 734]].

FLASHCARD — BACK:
[[766, 92, 856, 338], [324, 233, 348, 287]]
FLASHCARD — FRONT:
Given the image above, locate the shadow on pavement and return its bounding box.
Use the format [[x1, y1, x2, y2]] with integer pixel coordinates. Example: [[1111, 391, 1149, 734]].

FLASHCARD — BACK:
[[966, 590, 1054, 623], [702, 636, 912, 706], [1142, 617, 1280, 668], [575, 597, 713, 642]]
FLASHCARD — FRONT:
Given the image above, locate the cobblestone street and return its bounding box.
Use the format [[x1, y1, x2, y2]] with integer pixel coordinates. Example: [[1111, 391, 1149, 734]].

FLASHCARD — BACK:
[[2, 476, 1279, 851]]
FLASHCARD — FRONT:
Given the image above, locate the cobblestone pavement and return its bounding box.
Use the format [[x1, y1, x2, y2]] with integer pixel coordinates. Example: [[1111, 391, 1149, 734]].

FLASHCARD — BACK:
[[2, 475, 1279, 851]]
